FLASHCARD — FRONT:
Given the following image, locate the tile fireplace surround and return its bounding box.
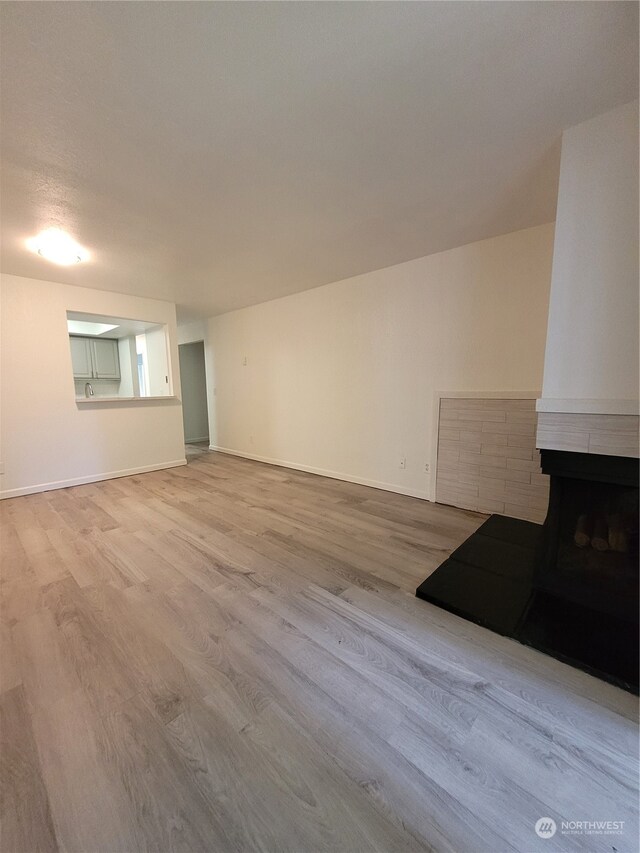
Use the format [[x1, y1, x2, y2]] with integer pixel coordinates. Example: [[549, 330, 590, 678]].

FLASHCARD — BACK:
[[536, 411, 639, 458]]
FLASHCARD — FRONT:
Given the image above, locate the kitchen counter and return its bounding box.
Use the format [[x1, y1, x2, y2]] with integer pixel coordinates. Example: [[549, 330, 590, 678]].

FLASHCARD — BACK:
[[75, 395, 179, 404]]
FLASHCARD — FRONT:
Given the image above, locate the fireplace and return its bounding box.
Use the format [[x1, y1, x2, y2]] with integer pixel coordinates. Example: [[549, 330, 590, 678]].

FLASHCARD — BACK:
[[416, 448, 639, 693], [535, 451, 638, 609], [520, 450, 639, 689]]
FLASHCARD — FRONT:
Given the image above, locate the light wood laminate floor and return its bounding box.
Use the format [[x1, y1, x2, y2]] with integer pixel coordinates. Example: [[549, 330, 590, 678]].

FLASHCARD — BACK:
[[1, 451, 638, 852]]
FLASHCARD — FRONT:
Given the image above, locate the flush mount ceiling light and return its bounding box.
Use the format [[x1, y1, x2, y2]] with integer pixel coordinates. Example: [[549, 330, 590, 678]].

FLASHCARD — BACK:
[[26, 228, 88, 265]]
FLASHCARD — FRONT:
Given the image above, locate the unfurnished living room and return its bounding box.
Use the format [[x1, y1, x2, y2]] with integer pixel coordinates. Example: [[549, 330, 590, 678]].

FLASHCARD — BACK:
[[0, 2, 638, 851]]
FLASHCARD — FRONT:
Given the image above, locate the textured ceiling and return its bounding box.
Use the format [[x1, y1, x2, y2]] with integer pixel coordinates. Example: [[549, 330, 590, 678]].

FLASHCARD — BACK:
[[0, 1, 637, 319]]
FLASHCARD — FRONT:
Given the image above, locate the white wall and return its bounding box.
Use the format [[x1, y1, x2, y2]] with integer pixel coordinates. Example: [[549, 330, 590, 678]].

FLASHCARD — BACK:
[[179, 342, 210, 443], [207, 223, 554, 499], [540, 101, 639, 414], [145, 325, 171, 396], [0, 273, 186, 498], [117, 336, 137, 398], [177, 320, 207, 346]]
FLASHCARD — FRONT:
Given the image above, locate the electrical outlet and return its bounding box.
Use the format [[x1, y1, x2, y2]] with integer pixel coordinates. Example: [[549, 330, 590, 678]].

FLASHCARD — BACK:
[[424, 463, 430, 473], [399, 457, 406, 469]]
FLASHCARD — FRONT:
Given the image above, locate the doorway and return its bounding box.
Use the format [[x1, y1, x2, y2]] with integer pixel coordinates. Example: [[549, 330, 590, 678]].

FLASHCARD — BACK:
[[178, 341, 210, 450]]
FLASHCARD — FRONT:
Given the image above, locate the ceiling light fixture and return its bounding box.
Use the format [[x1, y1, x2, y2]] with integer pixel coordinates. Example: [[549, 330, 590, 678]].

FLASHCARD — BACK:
[[26, 228, 88, 265]]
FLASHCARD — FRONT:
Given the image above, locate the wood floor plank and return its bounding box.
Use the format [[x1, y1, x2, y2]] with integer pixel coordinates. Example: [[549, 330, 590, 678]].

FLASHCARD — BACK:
[[79, 581, 201, 725], [14, 612, 136, 851], [0, 619, 21, 696], [1, 447, 637, 852], [97, 691, 232, 852], [0, 685, 58, 853], [41, 577, 140, 716]]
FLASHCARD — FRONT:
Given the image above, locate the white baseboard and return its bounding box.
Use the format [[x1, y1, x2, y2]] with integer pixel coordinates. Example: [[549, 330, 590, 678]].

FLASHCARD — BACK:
[[209, 445, 431, 501], [0, 459, 188, 500], [185, 436, 210, 444]]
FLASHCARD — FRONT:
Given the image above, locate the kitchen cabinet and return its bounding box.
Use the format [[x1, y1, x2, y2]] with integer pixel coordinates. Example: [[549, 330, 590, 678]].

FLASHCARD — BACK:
[[69, 336, 93, 379], [91, 338, 121, 379], [70, 335, 120, 380]]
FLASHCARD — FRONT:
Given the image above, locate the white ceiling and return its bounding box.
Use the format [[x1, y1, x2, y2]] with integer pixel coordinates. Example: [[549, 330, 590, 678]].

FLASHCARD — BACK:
[[1, 2, 637, 320]]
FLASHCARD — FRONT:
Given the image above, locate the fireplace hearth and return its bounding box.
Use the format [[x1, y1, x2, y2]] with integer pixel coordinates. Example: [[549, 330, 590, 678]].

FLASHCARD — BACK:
[[416, 450, 639, 693]]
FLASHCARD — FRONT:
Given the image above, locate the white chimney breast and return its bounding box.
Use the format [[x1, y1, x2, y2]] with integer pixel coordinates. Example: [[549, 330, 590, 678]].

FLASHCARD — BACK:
[[537, 100, 639, 456]]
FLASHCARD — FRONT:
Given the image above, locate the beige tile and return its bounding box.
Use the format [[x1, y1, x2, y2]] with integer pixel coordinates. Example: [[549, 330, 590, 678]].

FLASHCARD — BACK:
[[587, 442, 639, 458], [503, 480, 549, 500], [476, 499, 506, 514], [435, 488, 460, 507], [438, 439, 462, 452], [457, 471, 480, 487], [506, 411, 537, 424], [437, 449, 460, 464], [535, 412, 639, 456], [459, 450, 482, 466], [506, 458, 541, 473], [438, 428, 461, 441], [455, 496, 479, 512], [538, 412, 638, 432], [479, 432, 508, 446], [481, 444, 533, 461], [480, 466, 530, 484], [456, 484, 479, 500], [435, 476, 459, 492], [507, 433, 537, 447], [438, 418, 461, 430], [459, 441, 482, 453], [504, 490, 549, 510], [436, 462, 460, 478], [478, 480, 507, 500], [529, 472, 550, 487], [588, 431, 639, 457], [456, 410, 507, 422], [483, 421, 536, 436], [477, 454, 508, 469], [536, 430, 589, 453], [503, 399, 536, 410], [462, 399, 506, 408], [501, 491, 534, 509]]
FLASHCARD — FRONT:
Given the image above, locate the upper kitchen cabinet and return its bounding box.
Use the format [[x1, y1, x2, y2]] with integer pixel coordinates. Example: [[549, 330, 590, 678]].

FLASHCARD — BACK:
[[90, 338, 120, 379], [69, 336, 93, 379], [70, 335, 120, 380]]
